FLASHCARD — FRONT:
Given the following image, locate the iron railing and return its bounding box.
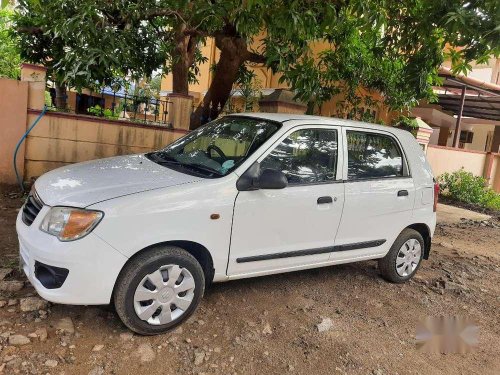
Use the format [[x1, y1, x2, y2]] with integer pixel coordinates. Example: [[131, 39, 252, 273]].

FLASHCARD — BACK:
[[47, 89, 173, 127]]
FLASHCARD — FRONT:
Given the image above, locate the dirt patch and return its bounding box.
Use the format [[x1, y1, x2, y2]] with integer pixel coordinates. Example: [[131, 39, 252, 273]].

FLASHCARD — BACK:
[[0, 185, 25, 271], [439, 196, 500, 219], [0, 184, 499, 375]]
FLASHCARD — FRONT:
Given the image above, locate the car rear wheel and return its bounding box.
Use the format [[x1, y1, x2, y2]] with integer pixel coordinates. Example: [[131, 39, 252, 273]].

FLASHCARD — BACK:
[[114, 246, 205, 335], [378, 228, 424, 283]]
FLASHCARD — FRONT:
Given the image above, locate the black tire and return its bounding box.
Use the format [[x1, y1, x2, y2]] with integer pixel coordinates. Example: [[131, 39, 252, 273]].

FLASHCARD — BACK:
[[114, 246, 205, 335], [378, 228, 424, 283]]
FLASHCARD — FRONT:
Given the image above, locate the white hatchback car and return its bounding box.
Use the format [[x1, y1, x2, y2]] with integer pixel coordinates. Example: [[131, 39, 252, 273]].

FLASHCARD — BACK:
[[17, 113, 437, 335]]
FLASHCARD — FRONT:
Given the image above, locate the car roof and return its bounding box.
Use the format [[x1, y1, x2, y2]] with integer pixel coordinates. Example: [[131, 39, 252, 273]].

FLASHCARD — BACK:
[[227, 112, 408, 137]]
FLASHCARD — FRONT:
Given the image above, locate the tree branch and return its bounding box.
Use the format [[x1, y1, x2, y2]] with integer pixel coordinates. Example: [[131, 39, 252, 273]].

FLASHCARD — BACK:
[[245, 50, 266, 64], [183, 28, 208, 37], [141, 8, 186, 24], [17, 26, 43, 34]]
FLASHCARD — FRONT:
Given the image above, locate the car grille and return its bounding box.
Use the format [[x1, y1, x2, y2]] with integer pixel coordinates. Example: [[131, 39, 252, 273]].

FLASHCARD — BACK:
[[22, 190, 44, 226]]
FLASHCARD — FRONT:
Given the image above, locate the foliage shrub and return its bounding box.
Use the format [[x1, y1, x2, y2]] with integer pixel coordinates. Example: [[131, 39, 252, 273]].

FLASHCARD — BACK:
[[438, 168, 500, 211], [392, 116, 419, 136], [44, 91, 53, 108], [87, 105, 119, 119], [481, 189, 500, 211]]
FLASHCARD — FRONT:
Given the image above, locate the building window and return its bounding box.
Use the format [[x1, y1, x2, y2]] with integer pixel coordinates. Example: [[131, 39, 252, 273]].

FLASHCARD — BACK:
[[459, 130, 474, 144]]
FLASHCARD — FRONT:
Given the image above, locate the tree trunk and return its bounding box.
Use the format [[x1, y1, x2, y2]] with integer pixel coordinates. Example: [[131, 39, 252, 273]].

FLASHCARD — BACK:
[[191, 33, 259, 129], [172, 59, 189, 95], [54, 81, 67, 109], [306, 101, 316, 115], [171, 24, 191, 95]]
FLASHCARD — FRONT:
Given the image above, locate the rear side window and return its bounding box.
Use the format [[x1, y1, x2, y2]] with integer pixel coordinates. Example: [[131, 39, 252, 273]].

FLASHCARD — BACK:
[[346, 131, 404, 180], [260, 128, 338, 185]]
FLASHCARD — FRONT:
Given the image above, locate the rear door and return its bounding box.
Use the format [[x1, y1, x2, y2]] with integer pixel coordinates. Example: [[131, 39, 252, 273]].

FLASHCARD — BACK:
[[228, 125, 345, 276], [331, 128, 415, 261]]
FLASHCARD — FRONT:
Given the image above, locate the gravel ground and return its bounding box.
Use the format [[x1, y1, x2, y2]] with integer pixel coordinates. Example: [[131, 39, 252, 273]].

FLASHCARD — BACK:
[[0, 184, 499, 375]]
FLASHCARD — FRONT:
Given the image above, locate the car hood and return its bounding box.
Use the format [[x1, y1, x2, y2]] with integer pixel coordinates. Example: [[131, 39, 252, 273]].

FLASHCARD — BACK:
[[34, 154, 202, 207]]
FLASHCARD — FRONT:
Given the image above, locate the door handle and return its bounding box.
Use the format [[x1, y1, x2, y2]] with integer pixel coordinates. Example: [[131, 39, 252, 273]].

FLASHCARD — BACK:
[[317, 196, 333, 204], [397, 190, 409, 197]]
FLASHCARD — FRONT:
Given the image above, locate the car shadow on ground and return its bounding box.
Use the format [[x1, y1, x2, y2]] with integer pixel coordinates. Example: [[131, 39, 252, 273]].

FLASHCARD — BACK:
[[205, 260, 380, 296]]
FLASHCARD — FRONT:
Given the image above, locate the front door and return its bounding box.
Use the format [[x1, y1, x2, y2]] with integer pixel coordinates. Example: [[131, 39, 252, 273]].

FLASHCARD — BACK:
[[332, 128, 415, 262], [228, 126, 345, 276]]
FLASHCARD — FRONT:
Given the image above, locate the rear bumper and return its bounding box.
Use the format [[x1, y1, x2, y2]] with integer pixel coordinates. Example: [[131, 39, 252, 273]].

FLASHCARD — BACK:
[[16, 209, 128, 305]]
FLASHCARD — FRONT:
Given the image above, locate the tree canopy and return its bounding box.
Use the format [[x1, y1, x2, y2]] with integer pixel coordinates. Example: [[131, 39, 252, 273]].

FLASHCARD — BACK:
[[266, 0, 499, 116], [13, 0, 500, 125], [0, 6, 21, 79]]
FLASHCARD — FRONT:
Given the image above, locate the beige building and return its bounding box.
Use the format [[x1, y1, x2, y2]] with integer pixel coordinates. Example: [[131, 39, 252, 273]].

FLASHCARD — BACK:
[[160, 39, 395, 125], [412, 59, 500, 153]]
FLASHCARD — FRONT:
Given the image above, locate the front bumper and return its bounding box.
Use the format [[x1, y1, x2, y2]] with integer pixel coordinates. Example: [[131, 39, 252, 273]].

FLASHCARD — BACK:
[[16, 208, 128, 305]]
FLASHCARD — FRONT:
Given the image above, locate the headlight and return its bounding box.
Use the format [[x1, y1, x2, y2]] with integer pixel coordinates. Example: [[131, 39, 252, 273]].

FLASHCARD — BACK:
[[40, 207, 103, 241]]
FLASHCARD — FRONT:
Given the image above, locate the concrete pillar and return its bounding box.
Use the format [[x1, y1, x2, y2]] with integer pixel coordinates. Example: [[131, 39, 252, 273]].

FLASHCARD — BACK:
[[167, 94, 193, 131], [483, 152, 493, 180], [259, 89, 307, 114], [452, 86, 466, 148], [415, 118, 434, 152], [0, 78, 28, 184], [20, 63, 47, 110], [438, 126, 450, 146]]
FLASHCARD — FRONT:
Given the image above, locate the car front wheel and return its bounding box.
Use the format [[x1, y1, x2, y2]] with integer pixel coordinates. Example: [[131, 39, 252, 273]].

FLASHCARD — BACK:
[[114, 246, 205, 335]]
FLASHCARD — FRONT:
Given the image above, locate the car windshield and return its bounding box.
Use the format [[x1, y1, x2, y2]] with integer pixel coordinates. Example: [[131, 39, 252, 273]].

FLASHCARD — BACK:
[[146, 116, 280, 178]]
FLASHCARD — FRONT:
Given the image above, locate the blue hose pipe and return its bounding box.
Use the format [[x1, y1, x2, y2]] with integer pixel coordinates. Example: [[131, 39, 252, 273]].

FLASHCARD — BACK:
[[13, 105, 48, 193]]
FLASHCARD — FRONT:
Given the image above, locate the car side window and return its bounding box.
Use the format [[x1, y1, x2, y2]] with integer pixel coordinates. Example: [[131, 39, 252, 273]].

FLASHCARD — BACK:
[[260, 128, 338, 185], [346, 131, 404, 180]]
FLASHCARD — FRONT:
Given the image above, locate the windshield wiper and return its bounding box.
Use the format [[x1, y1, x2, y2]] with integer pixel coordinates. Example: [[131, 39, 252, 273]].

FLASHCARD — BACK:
[[147, 152, 180, 164], [182, 163, 223, 176], [147, 152, 222, 177]]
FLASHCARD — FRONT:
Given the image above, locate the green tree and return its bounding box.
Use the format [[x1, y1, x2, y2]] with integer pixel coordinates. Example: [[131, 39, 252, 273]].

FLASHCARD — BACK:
[[149, 74, 162, 97], [14, 0, 86, 108], [0, 6, 21, 79], [12, 1, 343, 124], [13, 0, 164, 108], [269, 0, 499, 116], [14, 0, 499, 124]]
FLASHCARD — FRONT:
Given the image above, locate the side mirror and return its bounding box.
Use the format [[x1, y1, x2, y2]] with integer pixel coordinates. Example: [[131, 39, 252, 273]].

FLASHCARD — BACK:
[[258, 168, 288, 189], [236, 162, 260, 191], [236, 163, 288, 191]]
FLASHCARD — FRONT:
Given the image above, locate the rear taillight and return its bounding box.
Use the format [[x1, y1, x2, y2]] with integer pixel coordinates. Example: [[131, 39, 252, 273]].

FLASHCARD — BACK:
[[433, 182, 439, 212]]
